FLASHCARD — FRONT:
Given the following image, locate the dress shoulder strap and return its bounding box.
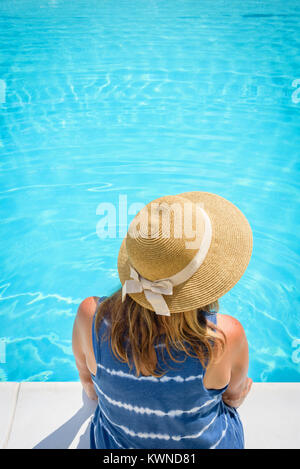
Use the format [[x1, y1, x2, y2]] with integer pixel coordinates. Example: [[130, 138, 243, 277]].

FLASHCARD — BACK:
[[205, 310, 217, 326], [91, 296, 108, 364]]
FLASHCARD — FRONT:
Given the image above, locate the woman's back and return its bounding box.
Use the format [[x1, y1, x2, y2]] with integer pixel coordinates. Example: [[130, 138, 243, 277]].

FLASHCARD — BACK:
[[90, 300, 244, 450]]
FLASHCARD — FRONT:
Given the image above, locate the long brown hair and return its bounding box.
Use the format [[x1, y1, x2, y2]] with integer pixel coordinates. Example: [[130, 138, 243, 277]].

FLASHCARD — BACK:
[[95, 289, 226, 378]]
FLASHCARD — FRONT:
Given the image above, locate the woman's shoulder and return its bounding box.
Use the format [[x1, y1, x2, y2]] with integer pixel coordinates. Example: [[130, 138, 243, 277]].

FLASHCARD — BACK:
[[216, 313, 247, 348], [77, 296, 99, 322], [76, 296, 109, 338], [203, 313, 248, 390]]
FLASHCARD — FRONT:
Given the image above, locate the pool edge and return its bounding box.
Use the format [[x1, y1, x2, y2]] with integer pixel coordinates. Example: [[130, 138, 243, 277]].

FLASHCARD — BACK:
[[0, 382, 299, 449]]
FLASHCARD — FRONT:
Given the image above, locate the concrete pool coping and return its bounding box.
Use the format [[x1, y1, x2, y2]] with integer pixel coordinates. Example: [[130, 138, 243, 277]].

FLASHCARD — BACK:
[[0, 382, 299, 449]]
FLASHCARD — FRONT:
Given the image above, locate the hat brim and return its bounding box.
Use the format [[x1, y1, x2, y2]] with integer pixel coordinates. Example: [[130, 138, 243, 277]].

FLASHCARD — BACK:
[[117, 191, 253, 313]]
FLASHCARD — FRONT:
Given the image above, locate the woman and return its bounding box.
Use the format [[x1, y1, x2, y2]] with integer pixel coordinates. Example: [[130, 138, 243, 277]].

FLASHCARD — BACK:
[[72, 191, 253, 449]]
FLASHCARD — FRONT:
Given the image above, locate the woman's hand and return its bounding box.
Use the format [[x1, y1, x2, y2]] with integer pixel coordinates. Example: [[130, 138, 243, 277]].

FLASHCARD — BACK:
[[222, 377, 252, 409]]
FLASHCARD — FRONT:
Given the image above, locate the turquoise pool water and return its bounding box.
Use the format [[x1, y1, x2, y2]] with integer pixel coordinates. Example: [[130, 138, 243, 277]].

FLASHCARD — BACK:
[[0, 0, 299, 382]]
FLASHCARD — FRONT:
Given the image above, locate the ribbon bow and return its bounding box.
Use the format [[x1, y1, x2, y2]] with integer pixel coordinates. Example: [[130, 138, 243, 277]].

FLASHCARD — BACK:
[[122, 266, 173, 316]]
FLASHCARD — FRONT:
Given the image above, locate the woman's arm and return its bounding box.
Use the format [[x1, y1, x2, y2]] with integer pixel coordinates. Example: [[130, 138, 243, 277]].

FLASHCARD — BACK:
[[72, 296, 99, 401], [219, 315, 252, 408]]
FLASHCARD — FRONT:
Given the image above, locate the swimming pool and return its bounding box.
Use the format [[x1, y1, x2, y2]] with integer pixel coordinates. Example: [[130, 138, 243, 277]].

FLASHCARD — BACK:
[[0, 0, 299, 382]]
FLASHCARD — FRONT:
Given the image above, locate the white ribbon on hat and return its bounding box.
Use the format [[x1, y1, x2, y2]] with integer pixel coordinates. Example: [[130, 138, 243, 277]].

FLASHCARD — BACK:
[[122, 207, 212, 316]]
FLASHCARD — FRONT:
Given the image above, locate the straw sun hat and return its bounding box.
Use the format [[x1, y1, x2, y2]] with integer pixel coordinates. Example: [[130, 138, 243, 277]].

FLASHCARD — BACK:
[[118, 191, 253, 316]]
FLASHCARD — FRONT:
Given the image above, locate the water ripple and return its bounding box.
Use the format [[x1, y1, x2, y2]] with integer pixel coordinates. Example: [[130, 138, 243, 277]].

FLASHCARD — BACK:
[[0, 0, 299, 381]]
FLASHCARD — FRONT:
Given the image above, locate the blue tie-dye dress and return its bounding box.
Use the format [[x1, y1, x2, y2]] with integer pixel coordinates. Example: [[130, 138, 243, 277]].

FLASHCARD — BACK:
[[90, 297, 244, 449]]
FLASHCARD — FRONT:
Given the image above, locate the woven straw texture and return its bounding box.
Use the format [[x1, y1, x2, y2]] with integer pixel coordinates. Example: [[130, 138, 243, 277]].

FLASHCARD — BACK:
[[117, 191, 253, 313]]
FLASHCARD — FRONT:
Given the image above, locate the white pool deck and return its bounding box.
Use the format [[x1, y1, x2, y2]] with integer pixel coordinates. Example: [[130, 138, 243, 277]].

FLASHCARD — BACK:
[[0, 382, 299, 449]]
